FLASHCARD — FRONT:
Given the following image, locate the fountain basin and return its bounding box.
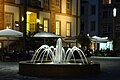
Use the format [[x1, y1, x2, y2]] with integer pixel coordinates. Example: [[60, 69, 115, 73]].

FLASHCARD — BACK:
[[19, 61, 100, 77]]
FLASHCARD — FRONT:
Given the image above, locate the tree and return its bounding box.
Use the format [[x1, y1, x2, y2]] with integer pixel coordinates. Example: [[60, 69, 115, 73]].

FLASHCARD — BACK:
[[78, 33, 92, 51]]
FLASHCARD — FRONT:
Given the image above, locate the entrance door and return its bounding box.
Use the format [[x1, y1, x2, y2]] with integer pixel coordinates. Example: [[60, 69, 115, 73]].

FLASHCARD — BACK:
[[27, 11, 37, 34]]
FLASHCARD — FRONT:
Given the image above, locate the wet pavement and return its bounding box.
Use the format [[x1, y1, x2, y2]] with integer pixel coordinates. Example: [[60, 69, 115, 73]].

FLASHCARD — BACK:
[[0, 57, 120, 80]]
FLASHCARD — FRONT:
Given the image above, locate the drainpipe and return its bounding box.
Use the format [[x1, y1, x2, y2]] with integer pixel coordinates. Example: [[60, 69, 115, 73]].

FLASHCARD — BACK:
[[76, 0, 78, 46], [23, 0, 27, 60]]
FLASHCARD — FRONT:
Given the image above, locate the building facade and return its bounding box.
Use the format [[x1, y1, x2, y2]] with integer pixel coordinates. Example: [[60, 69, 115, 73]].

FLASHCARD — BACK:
[[80, 0, 113, 51], [100, 0, 120, 38], [80, 0, 100, 36], [20, 0, 80, 38], [99, 0, 112, 38], [0, 0, 20, 30], [0, 0, 81, 48], [99, 0, 120, 50], [0, 0, 80, 37]]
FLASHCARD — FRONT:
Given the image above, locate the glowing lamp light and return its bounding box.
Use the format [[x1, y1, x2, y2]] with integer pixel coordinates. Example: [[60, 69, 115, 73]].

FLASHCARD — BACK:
[[113, 8, 117, 17], [26, 11, 32, 14], [22, 16, 24, 21], [6, 26, 9, 29], [37, 19, 40, 23], [39, 26, 43, 29], [15, 24, 19, 27]]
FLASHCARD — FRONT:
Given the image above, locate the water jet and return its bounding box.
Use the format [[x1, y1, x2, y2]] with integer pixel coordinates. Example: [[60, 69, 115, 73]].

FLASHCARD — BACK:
[[19, 38, 100, 77]]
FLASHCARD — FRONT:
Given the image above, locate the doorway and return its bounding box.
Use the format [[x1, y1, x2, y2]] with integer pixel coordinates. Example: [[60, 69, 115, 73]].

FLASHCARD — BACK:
[[26, 11, 37, 34]]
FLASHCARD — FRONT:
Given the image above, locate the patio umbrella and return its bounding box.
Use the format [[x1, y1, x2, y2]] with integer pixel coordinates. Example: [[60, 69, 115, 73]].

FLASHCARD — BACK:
[[0, 28, 23, 51], [0, 28, 23, 37], [33, 31, 62, 44], [33, 31, 61, 38]]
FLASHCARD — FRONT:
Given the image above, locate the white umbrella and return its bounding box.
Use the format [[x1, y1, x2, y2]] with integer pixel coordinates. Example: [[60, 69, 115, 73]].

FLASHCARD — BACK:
[[33, 31, 62, 44], [91, 36, 108, 43], [0, 28, 23, 37], [33, 31, 61, 38], [0, 28, 23, 51]]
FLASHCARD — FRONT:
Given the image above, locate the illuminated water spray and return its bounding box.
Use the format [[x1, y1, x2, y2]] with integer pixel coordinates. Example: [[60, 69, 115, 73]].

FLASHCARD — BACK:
[[31, 38, 88, 64]]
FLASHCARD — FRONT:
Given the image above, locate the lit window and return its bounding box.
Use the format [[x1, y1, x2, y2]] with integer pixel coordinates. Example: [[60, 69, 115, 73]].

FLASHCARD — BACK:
[[103, 0, 111, 4], [56, 21, 61, 35], [26, 12, 37, 33], [44, 19, 49, 32], [0, 42, 2, 48], [66, 22, 71, 37]]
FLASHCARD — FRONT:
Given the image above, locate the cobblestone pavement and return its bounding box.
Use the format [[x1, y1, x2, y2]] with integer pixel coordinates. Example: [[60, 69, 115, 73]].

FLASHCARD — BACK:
[[0, 57, 120, 80]]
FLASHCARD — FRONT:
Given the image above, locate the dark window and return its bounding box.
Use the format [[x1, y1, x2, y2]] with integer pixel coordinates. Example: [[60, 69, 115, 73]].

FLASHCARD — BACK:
[[117, 9, 120, 17], [66, 0, 71, 10], [81, 6, 85, 16], [81, 21, 84, 31], [55, 0, 61, 13], [66, 0, 72, 14], [91, 5, 96, 15], [56, 0, 61, 6], [5, 0, 15, 3], [103, 11, 108, 18], [90, 21, 96, 31], [103, 10, 111, 18], [115, 0, 120, 2], [115, 23, 120, 32], [43, 0, 50, 11], [27, 0, 41, 8], [103, 24, 110, 33], [44, 0, 49, 5]]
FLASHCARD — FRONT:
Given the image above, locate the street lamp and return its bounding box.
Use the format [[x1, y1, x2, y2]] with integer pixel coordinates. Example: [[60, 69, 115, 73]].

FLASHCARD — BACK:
[[113, 8, 117, 52]]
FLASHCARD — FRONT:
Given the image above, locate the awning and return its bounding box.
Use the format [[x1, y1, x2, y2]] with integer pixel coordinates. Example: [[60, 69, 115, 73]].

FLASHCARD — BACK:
[[91, 36, 109, 43]]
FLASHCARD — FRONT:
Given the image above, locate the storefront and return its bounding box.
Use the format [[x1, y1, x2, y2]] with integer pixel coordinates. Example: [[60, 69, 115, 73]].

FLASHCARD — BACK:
[[92, 36, 113, 51]]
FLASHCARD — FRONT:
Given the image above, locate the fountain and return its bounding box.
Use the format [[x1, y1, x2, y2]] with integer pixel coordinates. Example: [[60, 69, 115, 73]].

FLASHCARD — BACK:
[[19, 38, 100, 77]]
